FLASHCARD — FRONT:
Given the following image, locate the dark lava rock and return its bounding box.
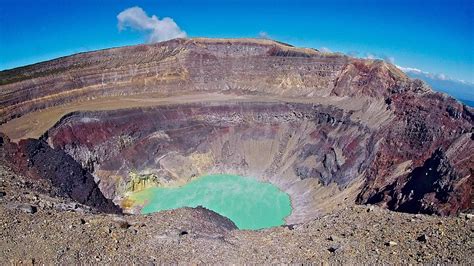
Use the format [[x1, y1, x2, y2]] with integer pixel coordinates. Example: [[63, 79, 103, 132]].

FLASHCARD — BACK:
[[446, 105, 461, 119], [364, 148, 472, 216], [328, 244, 342, 253], [417, 234, 429, 243], [284, 224, 297, 230], [193, 205, 237, 231], [2, 137, 121, 214]]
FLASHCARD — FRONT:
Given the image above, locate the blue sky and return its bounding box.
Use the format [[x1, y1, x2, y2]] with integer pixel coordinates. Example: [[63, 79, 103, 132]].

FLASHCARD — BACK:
[[1, 0, 473, 100]]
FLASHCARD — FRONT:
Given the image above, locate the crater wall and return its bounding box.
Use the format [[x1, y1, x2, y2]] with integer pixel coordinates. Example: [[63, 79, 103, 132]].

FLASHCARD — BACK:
[[44, 103, 371, 223], [42, 98, 473, 221], [0, 38, 408, 124], [0, 38, 472, 218]]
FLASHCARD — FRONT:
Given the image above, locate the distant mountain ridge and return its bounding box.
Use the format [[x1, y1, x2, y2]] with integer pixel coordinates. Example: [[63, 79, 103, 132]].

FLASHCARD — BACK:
[[404, 71, 474, 107]]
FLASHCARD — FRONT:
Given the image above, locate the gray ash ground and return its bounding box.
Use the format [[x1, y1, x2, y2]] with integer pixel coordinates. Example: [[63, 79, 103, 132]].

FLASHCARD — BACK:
[[0, 163, 472, 264]]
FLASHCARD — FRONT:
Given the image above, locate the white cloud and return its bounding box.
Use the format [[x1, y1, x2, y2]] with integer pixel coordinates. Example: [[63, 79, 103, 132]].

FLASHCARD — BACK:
[[385, 56, 395, 64], [396, 64, 474, 86], [396, 65, 474, 103], [258, 31, 270, 39], [117, 6, 186, 43], [347, 51, 395, 64], [320, 47, 332, 53], [366, 53, 376, 60], [396, 65, 424, 74]]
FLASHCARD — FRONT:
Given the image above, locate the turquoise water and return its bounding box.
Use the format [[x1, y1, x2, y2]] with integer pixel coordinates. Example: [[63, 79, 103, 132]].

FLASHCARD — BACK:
[[128, 174, 292, 230]]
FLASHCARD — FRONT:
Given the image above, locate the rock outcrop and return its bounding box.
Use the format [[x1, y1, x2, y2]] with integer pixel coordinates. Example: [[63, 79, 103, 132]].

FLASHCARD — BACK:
[[0, 134, 121, 214], [0, 38, 472, 218]]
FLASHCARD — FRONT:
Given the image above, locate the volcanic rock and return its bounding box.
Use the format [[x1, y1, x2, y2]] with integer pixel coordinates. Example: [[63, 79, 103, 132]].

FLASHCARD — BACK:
[[0, 160, 472, 264], [417, 234, 429, 243], [0, 38, 472, 219]]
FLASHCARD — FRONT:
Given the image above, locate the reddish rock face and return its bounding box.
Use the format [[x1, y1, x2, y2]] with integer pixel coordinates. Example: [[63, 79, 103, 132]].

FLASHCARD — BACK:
[[0, 38, 472, 217], [358, 92, 473, 215]]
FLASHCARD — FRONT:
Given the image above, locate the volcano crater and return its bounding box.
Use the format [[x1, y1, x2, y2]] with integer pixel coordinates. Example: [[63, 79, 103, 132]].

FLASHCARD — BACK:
[[40, 101, 371, 225], [1, 38, 472, 232]]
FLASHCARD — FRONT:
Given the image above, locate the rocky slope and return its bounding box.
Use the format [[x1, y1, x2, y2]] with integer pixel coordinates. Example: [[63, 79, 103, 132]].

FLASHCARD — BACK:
[[0, 162, 472, 264], [1, 133, 120, 214]]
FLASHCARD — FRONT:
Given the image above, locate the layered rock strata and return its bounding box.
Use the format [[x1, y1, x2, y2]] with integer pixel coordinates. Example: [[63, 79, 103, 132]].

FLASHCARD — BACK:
[[0, 38, 472, 218]]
